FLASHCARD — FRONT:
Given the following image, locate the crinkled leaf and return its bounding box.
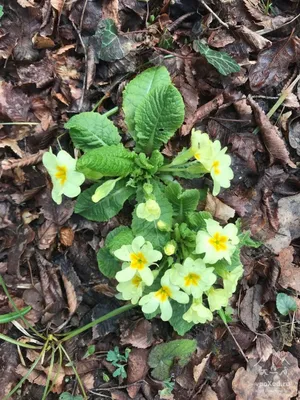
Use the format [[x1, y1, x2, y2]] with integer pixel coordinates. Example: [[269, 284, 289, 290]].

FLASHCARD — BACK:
[[97, 247, 120, 278], [76, 144, 136, 177], [123, 66, 171, 137], [193, 40, 241, 76], [75, 180, 135, 221], [165, 182, 200, 220], [186, 211, 211, 230], [91, 19, 132, 62], [148, 339, 197, 380], [65, 112, 120, 151], [276, 293, 297, 316], [106, 226, 134, 253], [213, 248, 241, 274], [239, 231, 261, 248], [132, 181, 173, 248], [134, 84, 185, 154], [169, 300, 194, 336]]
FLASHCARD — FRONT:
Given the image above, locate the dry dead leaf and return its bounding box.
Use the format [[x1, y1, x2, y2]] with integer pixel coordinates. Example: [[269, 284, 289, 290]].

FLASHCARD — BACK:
[[199, 385, 218, 400], [17, 0, 36, 7], [0, 343, 19, 399], [0, 138, 24, 157], [59, 226, 75, 247], [248, 96, 296, 168], [256, 335, 273, 362], [236, 25, 271, 51], [240, 285, 263, 332], [193, 353, 211, 383], [60, 257, 82, 315], [50, 0, 65, 13], [121, 319, 154, 349], [277, 247, 300, 292], [127, 348, 149, 398], [205, 193, 235, 223], [101, 0, 120, 27], [232, 350, 300, 400], [243, 0, 293, 30], [0, 81, 30, 121], [249, 37, 300, 91], [288, 116, 300, 156]]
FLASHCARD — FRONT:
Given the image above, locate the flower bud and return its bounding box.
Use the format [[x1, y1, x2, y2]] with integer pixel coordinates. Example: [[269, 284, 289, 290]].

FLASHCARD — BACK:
[[164, 241, 177, 256], [157, 220, 170, 231]]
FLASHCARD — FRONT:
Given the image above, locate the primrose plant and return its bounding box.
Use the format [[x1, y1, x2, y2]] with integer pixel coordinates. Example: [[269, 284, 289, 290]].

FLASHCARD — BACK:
[[42, 66, 259, 335]]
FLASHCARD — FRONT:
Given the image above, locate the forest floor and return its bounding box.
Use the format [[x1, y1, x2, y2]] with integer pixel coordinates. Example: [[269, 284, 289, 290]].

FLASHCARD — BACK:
[[1, 0, 300, 399]]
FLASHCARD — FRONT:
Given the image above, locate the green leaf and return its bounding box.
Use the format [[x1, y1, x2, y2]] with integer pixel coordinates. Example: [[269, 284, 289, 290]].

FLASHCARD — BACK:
[[75, 179, 135, 221], [0, 6, 3, 20], [276, 293, 297, 316], [91, 19, 132, 62], [134, 84, 185, 154], [169, 300, 194, 335], [59, 393, 83, 400], [123, 66, 171, 137], [239, 231, 261, 248], [132, 181, 173, 248], [186, 211, 211, 230], [97, 227, 133, 278], [165, 182, 200, 221], [0, 306, 31, 324], [106, 226, 134, 253], [148, 339, 197, 380], [65, 112, 121, 151], [213, 248, 241, 274], [97, 247, 120, 278], [193, 40, 241, 76], [76, 144, 136, 177]]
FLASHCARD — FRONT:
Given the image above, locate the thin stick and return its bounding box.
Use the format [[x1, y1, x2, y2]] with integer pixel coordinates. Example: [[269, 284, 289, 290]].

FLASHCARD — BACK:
[[71, 20, 87, 112], [0, 122, 39, 126], [79, 0, 89, 33], [200, 0, 230, 29]]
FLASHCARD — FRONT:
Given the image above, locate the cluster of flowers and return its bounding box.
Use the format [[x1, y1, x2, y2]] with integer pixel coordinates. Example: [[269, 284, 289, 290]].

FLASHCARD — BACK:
[[42, 131, 233, 205], [114, 219, 242, 323]]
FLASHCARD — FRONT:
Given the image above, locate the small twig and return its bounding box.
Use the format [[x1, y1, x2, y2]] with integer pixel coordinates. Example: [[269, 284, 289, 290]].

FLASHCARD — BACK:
[[79, 0, 89, 33], [71, 20, 87, 112], [153, 47, 196, 59], [200, 0, 230, 29], [168, 12, 196, 33], [0, 122, 39, 126]]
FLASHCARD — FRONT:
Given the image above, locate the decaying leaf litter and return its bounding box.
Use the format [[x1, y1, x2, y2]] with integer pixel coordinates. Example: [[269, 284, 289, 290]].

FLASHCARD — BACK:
[[1, 0, 300, 399]]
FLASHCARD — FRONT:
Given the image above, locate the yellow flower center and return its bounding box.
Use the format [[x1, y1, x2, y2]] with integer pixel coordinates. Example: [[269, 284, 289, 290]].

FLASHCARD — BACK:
[[212, 160, 220, 175], [132, 275, 142, 287], [209, 232, 228, 251], [184, 273, 201, 287], [155, 286, 172, 302], [55, 165, 67, 185], [194, 151, 201, 161], [130, 252, 147, 270]]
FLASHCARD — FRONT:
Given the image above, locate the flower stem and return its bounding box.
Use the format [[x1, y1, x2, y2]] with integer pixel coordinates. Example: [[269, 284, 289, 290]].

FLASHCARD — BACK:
[[0, 333, 42, 349], [102, 106, 119, 118], [60, 304, 136, 342]]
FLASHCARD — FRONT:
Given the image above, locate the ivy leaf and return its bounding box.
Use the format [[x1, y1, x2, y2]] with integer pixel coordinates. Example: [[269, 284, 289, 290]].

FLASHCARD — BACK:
[[193, 40, 240, 76], [123, 66, 171, 137], [132, 181, 173, 248], [0, 6, 3, 20], [75, 180, 135, 221], [276, 293, 297, 316], [134, 84, 185, 154], [91, 19, 132, 62], [169, 300, 194, 335], [148, 339, 197, 380], [76, 144, 136, 177], [165, 182, 200, 221], [65, 112, 120, 151]]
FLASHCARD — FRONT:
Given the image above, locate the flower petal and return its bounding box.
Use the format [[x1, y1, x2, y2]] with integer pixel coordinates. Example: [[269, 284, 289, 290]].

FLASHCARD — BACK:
[[160, 300, 173, 321], [171, 290, 189, 304], [131, 236, 145, 253], [57, 150, 76, 169], [114, 245, 132, 262], [115, 267, 135, 282], [139, 267, 154, 286], [141, 297, 159, 314], [42, 151, 58, 175], [63, 182, 81, 198]]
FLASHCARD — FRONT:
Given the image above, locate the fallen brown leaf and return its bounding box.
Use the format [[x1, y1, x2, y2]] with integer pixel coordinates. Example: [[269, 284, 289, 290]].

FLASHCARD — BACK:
[[240, 285, 263, 332], [0, 343, 19, 399], [120, 319, 154, 349], [127, 348, 149, 398], [277, 247, 300, 292], [232, 350, 300, 400], [236, 25, 271, 51], [205, 193, 235, 223], [256, 335, 273, 362], [0, 81, 30, 121], [249, 37, 300, 91], [248, 96, 296, 168], [199, 385, 218, 400]]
